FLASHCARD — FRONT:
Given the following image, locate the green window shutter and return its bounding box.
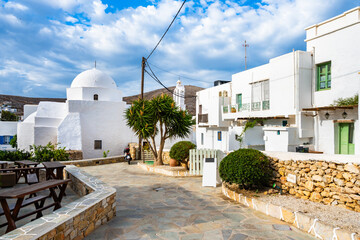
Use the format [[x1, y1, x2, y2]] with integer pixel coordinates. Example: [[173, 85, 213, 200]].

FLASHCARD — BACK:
[[317, 62, 331, 91]]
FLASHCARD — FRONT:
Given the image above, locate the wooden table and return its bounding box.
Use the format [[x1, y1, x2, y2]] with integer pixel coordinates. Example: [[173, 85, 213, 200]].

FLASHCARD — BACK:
[[0, 161, 11, 169], [0, 179, 71, 233], [15, 160, 39, 168], [42, 162, 66, 180], [14, 161, 40, 184]]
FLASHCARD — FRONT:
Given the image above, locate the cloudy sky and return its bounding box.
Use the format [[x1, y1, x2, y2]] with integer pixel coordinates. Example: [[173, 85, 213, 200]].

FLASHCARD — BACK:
[[0, 0, 358, 98]]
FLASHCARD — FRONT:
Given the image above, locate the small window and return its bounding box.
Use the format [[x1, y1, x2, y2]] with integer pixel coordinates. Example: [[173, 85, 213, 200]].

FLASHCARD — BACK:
[[94, 140, 102, 150], [219, 92, 222, 97], [4, 136, 11, 144], [201, 133, 204, 145], [94, 94, 98, 101], [317, 62, 331, 91], [217, 131, 222, 141], [223, 91, 228, 97]]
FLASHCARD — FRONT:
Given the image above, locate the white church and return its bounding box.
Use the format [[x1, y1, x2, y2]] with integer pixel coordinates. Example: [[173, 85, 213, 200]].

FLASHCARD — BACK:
[[17, 68, 135, 159]]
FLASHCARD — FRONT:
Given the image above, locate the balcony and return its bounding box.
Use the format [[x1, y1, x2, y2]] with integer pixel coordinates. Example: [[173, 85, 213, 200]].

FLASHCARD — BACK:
[[198, 114, 208, 123], [222, 101, 270, 114]]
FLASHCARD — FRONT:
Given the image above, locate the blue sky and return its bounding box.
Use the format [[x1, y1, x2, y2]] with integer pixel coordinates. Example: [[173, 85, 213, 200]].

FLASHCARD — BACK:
[[0, 0, 358, 98]]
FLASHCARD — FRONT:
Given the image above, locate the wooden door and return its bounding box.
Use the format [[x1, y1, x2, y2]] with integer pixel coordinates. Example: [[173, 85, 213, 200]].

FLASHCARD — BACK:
[[339, 123, 354, 155]]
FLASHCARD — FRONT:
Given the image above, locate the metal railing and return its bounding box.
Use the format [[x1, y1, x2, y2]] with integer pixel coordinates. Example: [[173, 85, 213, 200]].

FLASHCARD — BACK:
[[198, 114, 208, 123]]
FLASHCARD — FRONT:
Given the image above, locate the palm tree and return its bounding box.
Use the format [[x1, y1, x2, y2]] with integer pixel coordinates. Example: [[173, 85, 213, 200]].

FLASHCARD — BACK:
[[125, 94, 194, 165]]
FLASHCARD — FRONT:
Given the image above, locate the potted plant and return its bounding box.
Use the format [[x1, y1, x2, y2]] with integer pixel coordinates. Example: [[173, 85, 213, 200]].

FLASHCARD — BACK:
[[169, 141, 196, 170]]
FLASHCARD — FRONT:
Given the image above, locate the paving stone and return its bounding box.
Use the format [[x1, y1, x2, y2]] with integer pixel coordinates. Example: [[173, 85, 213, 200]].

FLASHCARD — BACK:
[[229, 233, 248, 240], [273, 224, 292, 231], [80, 162, 316, 240]]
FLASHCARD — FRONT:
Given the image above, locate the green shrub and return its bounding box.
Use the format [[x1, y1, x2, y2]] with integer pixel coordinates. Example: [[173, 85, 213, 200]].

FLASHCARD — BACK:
[[0, 149, 32, 161], [169, 141, 196, 169], [30, 142, 69, 162], [219, 149, 271, 189]]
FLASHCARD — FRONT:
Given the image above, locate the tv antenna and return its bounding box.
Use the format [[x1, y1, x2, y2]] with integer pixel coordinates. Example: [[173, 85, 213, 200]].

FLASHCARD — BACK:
[[242, 40, 249, 70]]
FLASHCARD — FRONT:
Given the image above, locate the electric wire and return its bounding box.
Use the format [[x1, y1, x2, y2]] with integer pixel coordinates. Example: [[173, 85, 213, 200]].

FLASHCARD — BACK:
[[146, 0, 187, 60], [145, 61, 197, 99], [147, 61, 213, 84]]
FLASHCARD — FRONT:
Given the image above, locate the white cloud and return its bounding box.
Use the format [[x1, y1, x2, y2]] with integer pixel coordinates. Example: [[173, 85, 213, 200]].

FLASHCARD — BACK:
[[4, 2, 28, 11], [0, 0, 358, 97]]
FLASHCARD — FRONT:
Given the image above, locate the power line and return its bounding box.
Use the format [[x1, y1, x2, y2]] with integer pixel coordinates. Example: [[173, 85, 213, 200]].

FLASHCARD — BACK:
[[147, 62, 213, 84], [147, 0, 187, 60], [145, 61, 197, 99]]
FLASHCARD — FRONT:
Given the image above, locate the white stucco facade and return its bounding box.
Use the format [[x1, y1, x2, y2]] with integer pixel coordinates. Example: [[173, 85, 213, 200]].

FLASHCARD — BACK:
[[0, 121, 18, 151], [18, 68, 136, 159], [196, 7, 360, 155]]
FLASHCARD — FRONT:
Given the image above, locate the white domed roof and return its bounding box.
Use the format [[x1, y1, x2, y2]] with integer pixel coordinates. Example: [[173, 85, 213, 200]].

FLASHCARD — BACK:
[[71, 68, 117, 89]]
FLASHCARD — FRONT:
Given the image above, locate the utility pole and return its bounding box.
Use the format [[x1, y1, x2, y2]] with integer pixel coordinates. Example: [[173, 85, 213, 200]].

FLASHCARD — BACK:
[[139, 57, 146, 162], [243, 40, 249, 70]]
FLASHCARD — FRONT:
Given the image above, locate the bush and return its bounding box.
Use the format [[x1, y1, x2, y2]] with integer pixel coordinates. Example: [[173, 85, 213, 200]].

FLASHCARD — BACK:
[[219, 149, 271, 189], [169, 141, 196, 169], [0, 150, 32, 161], [30, 142, 69, 162]]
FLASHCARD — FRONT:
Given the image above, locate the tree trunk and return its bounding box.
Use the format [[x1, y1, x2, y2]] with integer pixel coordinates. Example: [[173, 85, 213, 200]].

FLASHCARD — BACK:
[[154, 135, 166, 166]]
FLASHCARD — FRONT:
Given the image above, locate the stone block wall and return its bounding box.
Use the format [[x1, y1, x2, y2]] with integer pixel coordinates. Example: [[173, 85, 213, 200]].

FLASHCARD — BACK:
[[1, 165, 116, 240], [63, 155, 125, 167], [66, 150, 83, 160], [270, 157, 360, 212]]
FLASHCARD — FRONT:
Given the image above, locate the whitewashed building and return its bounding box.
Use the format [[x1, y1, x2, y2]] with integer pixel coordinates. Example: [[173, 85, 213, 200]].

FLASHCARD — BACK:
[[0, 121, 17, 151], [196, 7, 360, 155], [17, 68, 135, 159]]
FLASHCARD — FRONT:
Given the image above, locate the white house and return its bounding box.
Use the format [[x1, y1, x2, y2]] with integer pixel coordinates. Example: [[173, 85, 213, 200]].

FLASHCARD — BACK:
[[196, 7, 360, 155], [0, 121, 17, 151], [17, 68, 135, 159]]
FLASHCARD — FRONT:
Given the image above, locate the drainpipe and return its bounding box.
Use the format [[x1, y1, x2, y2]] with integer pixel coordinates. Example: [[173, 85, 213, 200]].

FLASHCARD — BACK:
[[293, 49, 296, 110]]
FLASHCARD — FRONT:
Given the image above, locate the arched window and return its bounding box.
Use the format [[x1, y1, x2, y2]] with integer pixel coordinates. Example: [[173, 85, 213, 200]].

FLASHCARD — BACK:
[[94, 94, 98, 101], [223, 91, 228, 97], [219, 92, 222, 97]]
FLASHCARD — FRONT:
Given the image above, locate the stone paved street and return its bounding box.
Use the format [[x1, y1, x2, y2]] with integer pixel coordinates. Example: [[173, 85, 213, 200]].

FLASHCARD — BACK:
[[82, 162, 315, 240]]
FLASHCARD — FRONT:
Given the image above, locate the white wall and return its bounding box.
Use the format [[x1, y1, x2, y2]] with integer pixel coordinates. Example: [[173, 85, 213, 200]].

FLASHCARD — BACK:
[[57, 112, 82, 150], [23, 105, 38, 120], [0, 121, 18, 151], [68, 100, 136, 159], [306, 8, 360, 107], [67, 87, 123, 102]]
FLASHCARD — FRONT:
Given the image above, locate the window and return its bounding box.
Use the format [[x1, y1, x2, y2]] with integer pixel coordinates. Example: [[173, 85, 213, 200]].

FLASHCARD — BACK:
[[251, 80, 269, 111], [223, 91, 228, 97], [3, 136, 11, 144], [94, 94, 98, 101], [217, 131, 222, 141], [199, 105, 202, 114], [317, 62, 331, 90], [94, 140, 102, 150], [236, 94, 242, 108], [201, 133, 204, 145], [219, 92, 222, 97]]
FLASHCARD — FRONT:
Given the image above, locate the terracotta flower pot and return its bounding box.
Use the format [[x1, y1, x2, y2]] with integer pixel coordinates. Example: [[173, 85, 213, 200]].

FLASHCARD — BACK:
[[169, 158, 179, 167]]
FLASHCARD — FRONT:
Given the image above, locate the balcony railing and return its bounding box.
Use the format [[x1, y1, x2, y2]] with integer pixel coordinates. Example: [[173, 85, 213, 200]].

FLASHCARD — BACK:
[[198, 114, 208, 123], [222, 101, 269, 114], [262, 100, 270, 110], [251, 102, 261, 111]]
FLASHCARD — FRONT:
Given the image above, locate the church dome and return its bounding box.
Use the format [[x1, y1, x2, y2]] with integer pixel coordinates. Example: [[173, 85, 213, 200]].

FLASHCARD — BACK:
[[71, 68, 117, 89]]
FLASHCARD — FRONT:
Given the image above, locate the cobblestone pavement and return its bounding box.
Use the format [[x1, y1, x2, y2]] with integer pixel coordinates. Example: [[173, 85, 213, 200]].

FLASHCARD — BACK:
[[82, 162, 315, 240]]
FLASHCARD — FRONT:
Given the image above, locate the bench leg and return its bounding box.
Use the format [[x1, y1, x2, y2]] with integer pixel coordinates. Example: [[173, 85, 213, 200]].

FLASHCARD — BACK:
[[34, 198, 46, 219], [49, 183, 68, 210], [1, 198, 23, 233]]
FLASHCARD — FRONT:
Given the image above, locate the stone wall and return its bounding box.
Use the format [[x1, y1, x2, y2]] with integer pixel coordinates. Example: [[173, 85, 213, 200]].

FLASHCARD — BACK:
[[63, 155, 125, 167], [66, 150, 83, 160], [268, 152, 360, 212], [1, 165, 116, 240]]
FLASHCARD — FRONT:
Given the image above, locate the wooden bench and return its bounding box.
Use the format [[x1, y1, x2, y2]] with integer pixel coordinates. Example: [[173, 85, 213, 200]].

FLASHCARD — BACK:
[[0, 179, 71, 233]]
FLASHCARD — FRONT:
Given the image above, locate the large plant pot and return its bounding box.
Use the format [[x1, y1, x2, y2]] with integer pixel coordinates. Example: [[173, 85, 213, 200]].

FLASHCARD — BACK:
[[169, 159, 179, 167]]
